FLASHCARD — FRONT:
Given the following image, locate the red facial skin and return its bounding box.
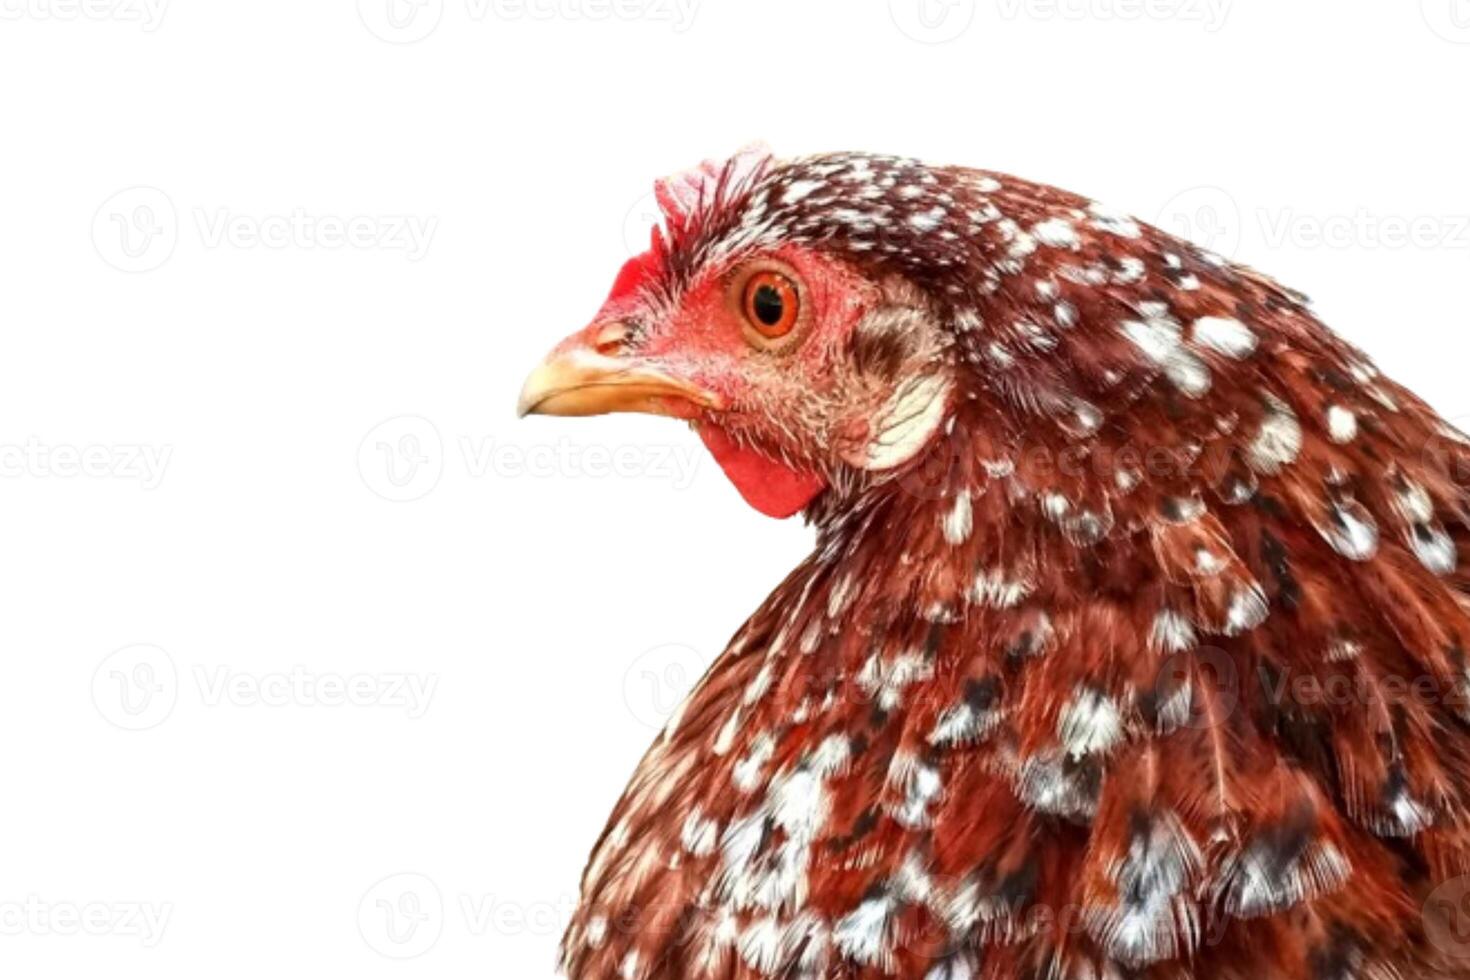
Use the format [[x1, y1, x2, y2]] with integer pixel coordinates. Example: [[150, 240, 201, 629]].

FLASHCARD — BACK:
[[593, 244, 880, 518]]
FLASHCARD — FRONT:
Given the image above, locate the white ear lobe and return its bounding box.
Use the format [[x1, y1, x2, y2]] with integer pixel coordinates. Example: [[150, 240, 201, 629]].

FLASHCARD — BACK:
[[841, 371, 954, 472]]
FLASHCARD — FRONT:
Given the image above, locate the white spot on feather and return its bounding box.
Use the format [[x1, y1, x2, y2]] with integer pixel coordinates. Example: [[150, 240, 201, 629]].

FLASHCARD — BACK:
[[1221, 838, 1350, 918], [743, 664, 774, 705], [926, 955, 977, 980], [943, 490, 973, 545], [1392, 476, 1435, 523], [738, 917, 785, 974], [889, 753, 943, 829], [1120, 309, 1211, 398], [858, 652, 934, 711], [1089, 202, 1142, 238], [712, 708, 742, 756], [1326, 404, 1358, 444], [781, 179, 822, 205], [1385, 784, 1434, 836], [1192, 316, 1257, 359], [826, 573, 856, 619], [971, 567, 1034, 609], [929, 695, 1000, 747], [1033, 217, 1081, 249], [1084, 813, 1201, 966], [1223, 584, 1270, 635], [810, 734, 852, 776], [953, 308, 983, 332], [1319, 503, 1380, 561], [733, 732, 776, 791], [1246, 395, 1302, 474], [1041, 492, 1071, 521], [681, 808, 719, 857], [833, 894, 896, 969], [908, 207, 946, 233], [1059, 688, 1124, 758], [1150, 609, 1197, 654], [1411, 523, 1457, 576], [719, 811, 765, 875], [1016, 750, 1099, 820], [1113, 256, 1146, 284]]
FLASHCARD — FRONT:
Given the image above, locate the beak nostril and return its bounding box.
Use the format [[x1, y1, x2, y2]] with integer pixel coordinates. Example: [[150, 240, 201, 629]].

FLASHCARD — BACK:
[[593, 322, 631, 357]]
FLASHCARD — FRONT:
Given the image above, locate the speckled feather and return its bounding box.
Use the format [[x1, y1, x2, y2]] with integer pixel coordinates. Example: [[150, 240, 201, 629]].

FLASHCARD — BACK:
[[558, 151, 1470, 980]]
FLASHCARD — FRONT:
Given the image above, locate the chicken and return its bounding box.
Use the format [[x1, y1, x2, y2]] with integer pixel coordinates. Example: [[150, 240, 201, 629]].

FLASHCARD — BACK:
[[517, 147, 1470, 979]]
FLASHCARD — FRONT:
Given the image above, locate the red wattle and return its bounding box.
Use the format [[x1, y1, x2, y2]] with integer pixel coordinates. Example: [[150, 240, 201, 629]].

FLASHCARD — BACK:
[[697, 425, 826, 519]]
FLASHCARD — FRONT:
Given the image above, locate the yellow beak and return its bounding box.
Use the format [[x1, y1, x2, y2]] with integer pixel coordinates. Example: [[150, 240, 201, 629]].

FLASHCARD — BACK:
[[517, 339, 723, 419]]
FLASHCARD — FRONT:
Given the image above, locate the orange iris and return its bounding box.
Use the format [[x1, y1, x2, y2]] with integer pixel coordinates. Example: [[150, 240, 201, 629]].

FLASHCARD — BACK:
[[742, 271, 800, 339]]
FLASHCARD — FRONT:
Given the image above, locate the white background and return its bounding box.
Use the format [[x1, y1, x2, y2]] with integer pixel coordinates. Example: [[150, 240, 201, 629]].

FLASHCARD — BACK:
[[1, 1, 1467, 976]]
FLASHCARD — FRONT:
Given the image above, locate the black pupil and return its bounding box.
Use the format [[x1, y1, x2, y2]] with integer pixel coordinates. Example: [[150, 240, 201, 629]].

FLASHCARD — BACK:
[[752, 284, 785, 327]]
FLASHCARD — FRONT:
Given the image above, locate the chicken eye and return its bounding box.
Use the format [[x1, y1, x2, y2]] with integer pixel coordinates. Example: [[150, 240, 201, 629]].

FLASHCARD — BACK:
[[742, 271, 800, 341]]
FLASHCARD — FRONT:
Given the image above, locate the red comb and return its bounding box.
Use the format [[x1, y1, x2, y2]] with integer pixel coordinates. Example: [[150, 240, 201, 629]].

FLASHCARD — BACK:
[[605, 145, 774, 306], [653, 143, 772, 232]]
